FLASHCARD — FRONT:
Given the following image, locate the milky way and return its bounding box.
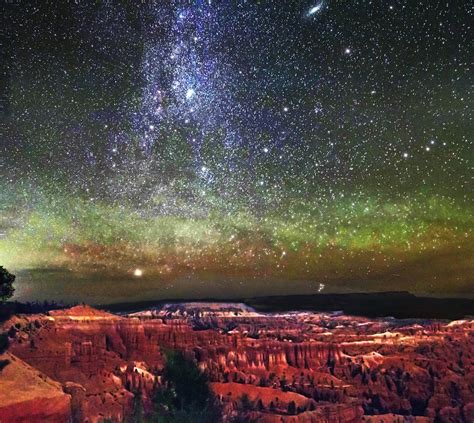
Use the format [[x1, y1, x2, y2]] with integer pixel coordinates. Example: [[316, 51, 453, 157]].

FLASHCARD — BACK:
[[1, 1, 472, 298]]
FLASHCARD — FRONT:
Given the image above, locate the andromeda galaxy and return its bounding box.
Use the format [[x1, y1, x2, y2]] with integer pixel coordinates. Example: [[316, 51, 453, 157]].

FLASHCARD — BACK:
[[307, 2, 324, 16]]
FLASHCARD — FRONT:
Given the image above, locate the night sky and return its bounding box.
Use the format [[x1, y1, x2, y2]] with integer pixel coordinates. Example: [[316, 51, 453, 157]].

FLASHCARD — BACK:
[[1, 1, 472, 301]]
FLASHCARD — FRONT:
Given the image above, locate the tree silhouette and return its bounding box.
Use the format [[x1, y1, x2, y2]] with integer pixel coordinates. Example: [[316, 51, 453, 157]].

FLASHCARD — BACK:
[[151, 351, 222, 422], [0, 266, 15, 302], [0, 267, 15, 368], [287, 400, 296, 415]]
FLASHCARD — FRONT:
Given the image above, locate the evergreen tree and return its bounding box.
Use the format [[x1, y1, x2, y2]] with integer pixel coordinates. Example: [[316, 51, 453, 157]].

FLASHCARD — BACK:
[[0, 267, 15, 363], [287, 401, 296, 415], [150, 351, 221, 422], [0, 267, 15, 302]]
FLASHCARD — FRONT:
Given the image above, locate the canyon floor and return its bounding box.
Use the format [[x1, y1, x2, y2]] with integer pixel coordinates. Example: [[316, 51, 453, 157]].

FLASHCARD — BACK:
[[0, 301, 473, 422]]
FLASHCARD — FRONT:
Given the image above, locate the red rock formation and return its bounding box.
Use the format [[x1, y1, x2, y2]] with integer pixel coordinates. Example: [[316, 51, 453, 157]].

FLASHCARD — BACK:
[[0, 303, 472, 422], [0, 352, 71, 423]]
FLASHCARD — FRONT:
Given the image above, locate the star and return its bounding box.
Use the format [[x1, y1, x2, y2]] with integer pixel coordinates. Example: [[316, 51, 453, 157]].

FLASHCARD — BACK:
[[185, 88, 195, 100]]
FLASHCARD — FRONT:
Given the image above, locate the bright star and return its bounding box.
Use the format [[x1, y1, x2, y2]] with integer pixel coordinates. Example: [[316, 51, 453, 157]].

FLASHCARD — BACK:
[[185, 88, 195, 100]]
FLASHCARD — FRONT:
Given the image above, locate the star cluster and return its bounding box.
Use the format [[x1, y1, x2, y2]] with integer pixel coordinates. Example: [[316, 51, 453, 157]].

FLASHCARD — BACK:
[[1, 1, 472, 298]]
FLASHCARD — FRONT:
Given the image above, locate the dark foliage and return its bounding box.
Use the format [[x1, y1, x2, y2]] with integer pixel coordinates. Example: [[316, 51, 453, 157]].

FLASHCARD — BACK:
[[150, 351, 222, 422], [0, 266, 15, 372], [0, 266, 15, 302], [287, 400, 296, 415], [0, 333, 9, 354], [0, 300, 70, 320]]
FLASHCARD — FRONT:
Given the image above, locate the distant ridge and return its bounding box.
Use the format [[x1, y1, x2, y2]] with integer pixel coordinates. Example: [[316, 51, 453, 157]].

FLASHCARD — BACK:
[[97, 291, 474, 320]]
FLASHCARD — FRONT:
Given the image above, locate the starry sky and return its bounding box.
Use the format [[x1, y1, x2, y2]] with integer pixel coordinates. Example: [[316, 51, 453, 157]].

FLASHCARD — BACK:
[[1, 1, 472, 301]]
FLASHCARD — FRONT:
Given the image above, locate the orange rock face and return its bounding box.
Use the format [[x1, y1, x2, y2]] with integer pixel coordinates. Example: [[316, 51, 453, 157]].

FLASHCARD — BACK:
[[1, 303, 473, 422], [0, 352, 71, 423]]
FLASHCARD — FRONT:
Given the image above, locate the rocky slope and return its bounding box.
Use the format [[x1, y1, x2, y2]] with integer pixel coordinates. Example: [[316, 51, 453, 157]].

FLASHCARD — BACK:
[[0, 303, 473, 422], [0, 352, 71, 422]]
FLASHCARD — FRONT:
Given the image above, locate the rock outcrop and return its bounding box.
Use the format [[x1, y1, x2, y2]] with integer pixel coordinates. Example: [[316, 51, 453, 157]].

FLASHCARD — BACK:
[[0, 352, 71, 423]]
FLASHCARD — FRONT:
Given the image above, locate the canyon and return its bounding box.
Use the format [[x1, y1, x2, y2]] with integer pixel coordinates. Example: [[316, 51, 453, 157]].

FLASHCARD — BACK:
[[0, 302, 473, 422]]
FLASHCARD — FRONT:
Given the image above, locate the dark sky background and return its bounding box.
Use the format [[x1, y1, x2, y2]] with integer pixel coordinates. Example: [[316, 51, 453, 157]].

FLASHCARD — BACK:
[[0, 1, 472, 302]]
